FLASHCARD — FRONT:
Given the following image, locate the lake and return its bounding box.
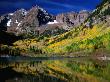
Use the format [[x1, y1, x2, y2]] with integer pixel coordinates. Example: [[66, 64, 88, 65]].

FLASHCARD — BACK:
[[0, 56, 110, 82]]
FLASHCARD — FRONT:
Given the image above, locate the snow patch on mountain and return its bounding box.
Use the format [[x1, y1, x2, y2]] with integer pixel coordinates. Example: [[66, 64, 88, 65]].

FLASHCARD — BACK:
[[47, 20, 58, 24], [15, 20, 18, 23], [18, 22, 21, 26], [7, 19, 12, 26], [9, 13, 14, 16]]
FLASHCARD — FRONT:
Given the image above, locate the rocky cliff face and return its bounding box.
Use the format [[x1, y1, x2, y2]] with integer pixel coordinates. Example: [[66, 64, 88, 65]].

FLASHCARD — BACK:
[[56, 10, 89, 30]]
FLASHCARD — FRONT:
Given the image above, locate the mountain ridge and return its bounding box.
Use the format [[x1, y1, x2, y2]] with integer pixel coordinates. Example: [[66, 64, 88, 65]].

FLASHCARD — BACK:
[[0, 5, 89, 36]]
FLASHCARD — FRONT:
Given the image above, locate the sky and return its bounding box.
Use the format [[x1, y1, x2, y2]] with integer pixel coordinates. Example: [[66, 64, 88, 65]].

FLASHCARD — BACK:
[[0, 0, 101, 15]]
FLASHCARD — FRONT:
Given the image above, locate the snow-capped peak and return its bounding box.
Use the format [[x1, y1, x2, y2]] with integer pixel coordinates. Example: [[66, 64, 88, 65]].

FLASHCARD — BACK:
[[19, 8, 27, 15], [39, 8, 46, 13], [37, 6, 47, 13]]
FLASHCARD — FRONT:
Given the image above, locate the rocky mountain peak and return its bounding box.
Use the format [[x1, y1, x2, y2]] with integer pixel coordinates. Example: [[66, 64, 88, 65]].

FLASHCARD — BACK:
[[18, 6, 55, 34], [0, 6, 55, 34]]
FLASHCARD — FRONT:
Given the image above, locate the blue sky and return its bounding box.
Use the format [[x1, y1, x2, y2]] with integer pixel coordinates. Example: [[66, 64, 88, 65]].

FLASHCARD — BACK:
[[0, 0, 101, 15]]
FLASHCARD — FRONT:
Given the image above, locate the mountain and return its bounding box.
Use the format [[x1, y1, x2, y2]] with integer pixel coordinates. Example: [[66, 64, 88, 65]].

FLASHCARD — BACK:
[[6, 6, 55, 34], [0, 6, 89, 36], [0, 6, 54, 34]]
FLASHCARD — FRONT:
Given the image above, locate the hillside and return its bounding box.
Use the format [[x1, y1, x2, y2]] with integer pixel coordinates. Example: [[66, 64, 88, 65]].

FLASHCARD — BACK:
[[0, 0, 110, 56], [0, 0, 110, 57]]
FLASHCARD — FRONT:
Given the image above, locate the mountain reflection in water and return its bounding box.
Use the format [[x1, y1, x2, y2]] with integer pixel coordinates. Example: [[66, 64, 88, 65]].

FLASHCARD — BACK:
[[0, 67, 67, 82]]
